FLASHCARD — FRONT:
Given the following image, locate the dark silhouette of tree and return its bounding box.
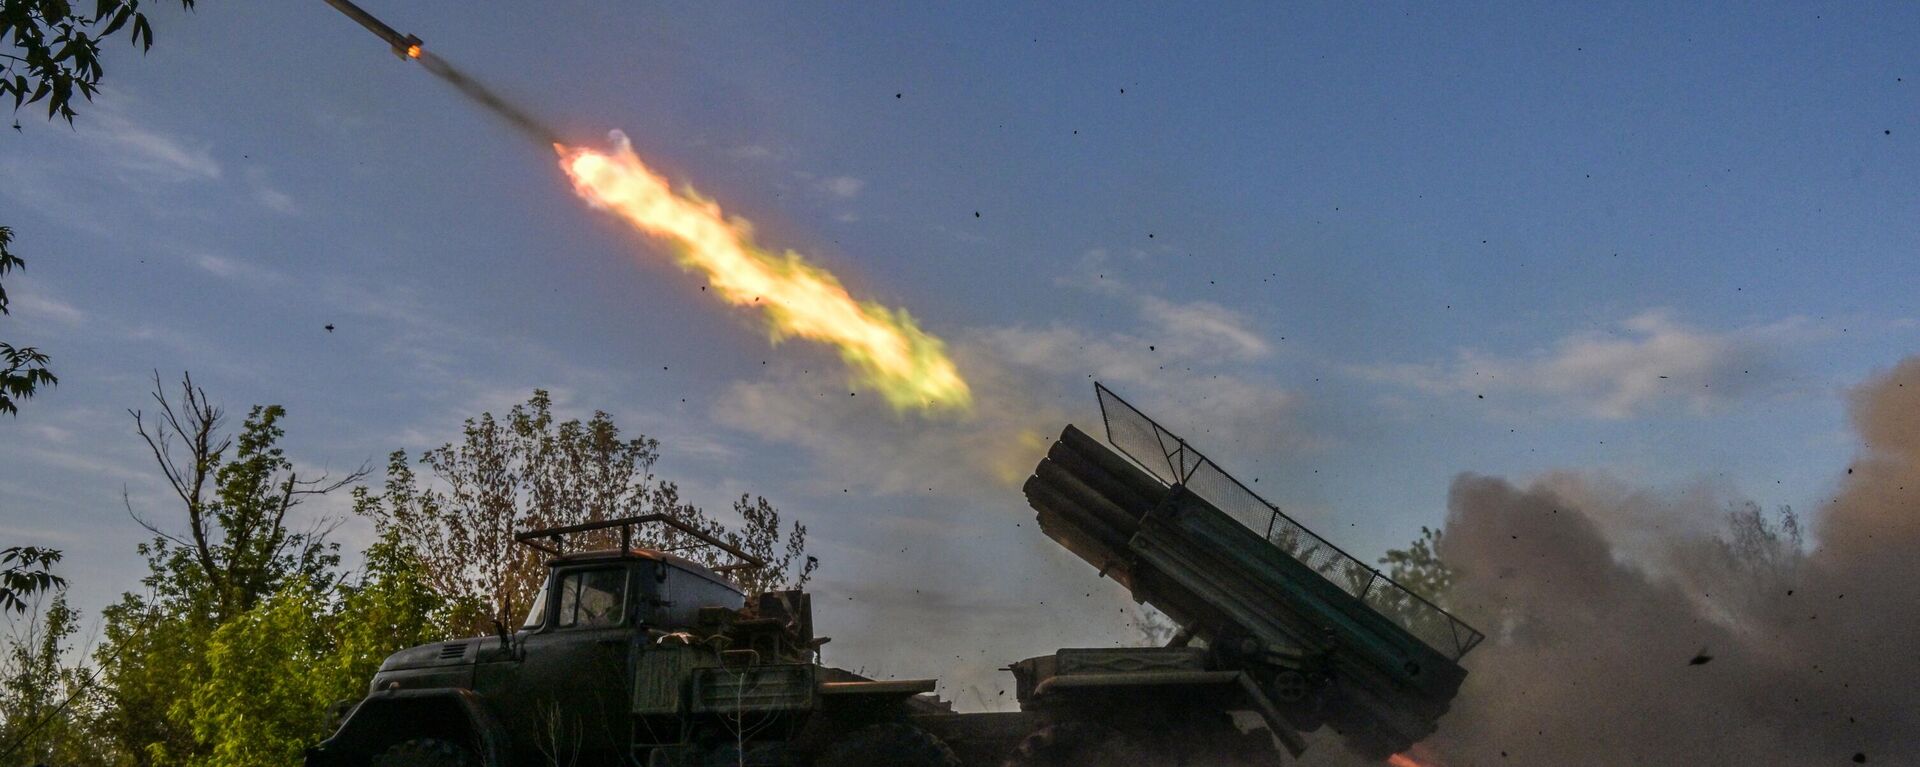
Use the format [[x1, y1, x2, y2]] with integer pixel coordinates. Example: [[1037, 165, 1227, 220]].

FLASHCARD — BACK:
[[0, 228, 56, 416], [2, 0, 197, 123], [0, 546, 62, 615], [2, 0, 197, 414]]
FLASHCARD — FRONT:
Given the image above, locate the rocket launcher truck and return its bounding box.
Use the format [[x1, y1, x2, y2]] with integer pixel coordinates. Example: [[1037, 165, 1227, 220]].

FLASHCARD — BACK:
[[306, 384, 1478, 766], [1018, 384, 1483, 761]]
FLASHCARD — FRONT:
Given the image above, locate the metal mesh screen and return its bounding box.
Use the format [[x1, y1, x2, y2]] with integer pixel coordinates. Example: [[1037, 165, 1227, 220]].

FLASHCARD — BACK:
[[1094, 383, 1485, 660]]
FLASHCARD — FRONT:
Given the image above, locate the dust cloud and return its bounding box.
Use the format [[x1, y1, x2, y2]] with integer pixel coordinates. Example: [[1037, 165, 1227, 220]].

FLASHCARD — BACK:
[[1357, 357, 1920, 765]]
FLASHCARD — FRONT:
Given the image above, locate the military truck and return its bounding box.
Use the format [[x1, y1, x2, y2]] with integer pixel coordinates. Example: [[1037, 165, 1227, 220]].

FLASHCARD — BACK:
[[305, 513, 966, 766], [307, 384, 1478, 766]]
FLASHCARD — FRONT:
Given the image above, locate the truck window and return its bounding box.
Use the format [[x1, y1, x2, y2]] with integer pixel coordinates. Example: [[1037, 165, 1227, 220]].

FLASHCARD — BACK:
[[556, 567, 627, 628], [522, 583, 548, 629]]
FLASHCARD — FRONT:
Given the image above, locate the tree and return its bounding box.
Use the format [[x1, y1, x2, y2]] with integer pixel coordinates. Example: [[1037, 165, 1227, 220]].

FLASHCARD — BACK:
[[360, 390, 816, 638], [0, 228, 57, 416], [100, 374, 361, 766], [184, 531, 445, 767], [2, 0, 196, 123], [0, 545, 62, 615], [0, 588, 103, 767], [1379, 526, 1456, 608], [719, 494, 818, 599], [128, 372, 362, 619]]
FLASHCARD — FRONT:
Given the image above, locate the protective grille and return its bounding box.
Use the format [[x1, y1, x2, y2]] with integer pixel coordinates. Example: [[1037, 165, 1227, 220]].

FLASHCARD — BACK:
[[1094, 383, 1485, 660]]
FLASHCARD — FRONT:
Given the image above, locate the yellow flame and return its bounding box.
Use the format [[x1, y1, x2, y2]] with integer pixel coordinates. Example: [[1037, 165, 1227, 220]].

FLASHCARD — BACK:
[[555, 132, 971, 412], [406, 43, 423, 59]]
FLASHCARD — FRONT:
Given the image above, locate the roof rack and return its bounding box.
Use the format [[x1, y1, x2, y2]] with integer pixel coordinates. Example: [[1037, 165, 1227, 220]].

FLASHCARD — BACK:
[[513, 514, 767, 574]]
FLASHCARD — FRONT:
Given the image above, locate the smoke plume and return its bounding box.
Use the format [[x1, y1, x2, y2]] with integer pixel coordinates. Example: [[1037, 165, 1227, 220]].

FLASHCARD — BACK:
[[1394, 357, 1920, 765], [416, 52, 562, 148]]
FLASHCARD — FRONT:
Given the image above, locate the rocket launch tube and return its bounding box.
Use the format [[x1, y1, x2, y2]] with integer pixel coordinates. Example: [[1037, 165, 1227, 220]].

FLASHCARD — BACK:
[[321, 0, 421, 59]]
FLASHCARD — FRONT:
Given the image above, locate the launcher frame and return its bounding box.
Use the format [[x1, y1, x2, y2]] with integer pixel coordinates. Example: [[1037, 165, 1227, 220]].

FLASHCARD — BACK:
[[513, 514, 766, 574]]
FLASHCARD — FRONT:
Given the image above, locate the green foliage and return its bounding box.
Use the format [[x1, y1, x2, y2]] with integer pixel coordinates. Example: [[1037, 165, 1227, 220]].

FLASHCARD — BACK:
[[0, 227, 58, 416], [102, 383, 367, 766], [97, 541, 219, 766], [186, 587, 334, 767], [0, 545, 63, 615], [130, 377, 351, 623], [0, 589, 103, 766], [0, 0, 196, 123], [204, 404, 345, 615], [329, 528, 449, 693], [1380, 526, 1455, 607], [177, 531, 447, 767]]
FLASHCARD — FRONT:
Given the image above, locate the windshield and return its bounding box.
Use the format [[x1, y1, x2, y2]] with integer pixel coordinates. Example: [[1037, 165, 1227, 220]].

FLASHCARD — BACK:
[[521, 582, 548, 629]]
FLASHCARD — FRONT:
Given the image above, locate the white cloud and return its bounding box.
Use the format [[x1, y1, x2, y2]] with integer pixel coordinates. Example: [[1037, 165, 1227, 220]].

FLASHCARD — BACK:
[[1357, 310, 1825, 419], [86, 112, 221, 182], [191, 252, 284, 284], [818, 175, 865, 199], [245, 167, 298, 214], [1139, 295, 1271, 361], [11, 290, 86, 326]]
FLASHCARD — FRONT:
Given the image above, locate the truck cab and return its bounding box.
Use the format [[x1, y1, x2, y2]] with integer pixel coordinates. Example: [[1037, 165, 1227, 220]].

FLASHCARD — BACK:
[[306, 515, 953, 767]]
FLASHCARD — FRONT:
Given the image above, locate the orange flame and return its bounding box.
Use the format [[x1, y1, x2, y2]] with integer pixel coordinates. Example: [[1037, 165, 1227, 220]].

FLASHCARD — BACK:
[[555, 132, 971, 412], [1388, 752, 1441, 767], [406, 43, 422, 59]]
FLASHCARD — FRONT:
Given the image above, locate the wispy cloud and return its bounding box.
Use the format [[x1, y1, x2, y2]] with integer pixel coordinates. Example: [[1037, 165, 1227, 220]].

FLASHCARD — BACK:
[[10, 288, 86, 327], [1355, 310, 1828, 419], [244, 167, 298, 214], [86, 112, 222, 183], [817, 175, 865, 199], [190, 252, 285, 285]]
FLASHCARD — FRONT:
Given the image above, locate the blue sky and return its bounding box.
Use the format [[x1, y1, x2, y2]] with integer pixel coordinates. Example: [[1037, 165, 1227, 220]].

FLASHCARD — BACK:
[[2, 1, 1916, 704]]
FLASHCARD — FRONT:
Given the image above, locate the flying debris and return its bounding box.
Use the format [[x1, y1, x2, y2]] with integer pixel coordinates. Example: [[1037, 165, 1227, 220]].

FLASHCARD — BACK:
[[321, 0, 422, 60]]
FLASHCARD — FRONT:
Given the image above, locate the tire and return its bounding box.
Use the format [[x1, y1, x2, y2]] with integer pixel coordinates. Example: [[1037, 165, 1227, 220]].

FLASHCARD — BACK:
[[1002, 722, 1158, 767], [370, 737, 475, 767], [816, 722, 961, 767]]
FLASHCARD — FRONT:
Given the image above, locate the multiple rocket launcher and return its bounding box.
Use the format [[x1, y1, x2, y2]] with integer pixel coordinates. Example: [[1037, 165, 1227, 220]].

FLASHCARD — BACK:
[[317, 2, 1477, 757]]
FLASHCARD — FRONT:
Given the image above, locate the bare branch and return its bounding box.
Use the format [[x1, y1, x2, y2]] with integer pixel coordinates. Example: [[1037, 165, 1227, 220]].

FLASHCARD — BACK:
[[120, 486, 190, 550]]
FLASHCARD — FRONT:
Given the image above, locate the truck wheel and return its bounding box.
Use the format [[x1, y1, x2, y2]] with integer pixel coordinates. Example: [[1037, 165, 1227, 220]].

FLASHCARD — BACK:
[[817, 722, 960, 767], [1002, 722, 1156, 767], [370, 738, 475, 767]]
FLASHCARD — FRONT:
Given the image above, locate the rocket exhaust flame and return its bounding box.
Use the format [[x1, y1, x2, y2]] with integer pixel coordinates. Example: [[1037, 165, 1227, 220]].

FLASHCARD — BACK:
[[325, 0, 971, 412], [557, 133, 972, 412]]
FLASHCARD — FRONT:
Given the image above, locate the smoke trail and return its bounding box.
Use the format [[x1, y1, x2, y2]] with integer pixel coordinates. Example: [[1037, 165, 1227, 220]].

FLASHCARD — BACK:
[[1355, 357, 1920, 765], [416, 51, 562, 148]]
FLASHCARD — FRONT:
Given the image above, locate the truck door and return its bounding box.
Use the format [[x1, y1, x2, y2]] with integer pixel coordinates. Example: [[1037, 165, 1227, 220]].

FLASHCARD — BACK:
[[512, 564, 639, 756]]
